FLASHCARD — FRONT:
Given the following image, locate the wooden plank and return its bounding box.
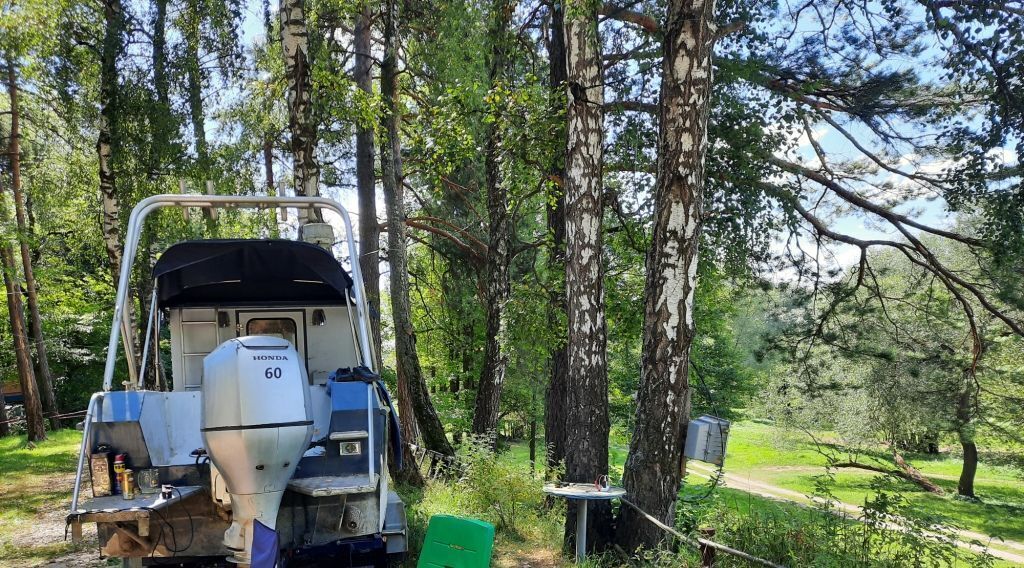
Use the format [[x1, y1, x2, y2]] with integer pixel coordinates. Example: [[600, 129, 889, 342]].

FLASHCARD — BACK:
[[78, 510, 150, 524]]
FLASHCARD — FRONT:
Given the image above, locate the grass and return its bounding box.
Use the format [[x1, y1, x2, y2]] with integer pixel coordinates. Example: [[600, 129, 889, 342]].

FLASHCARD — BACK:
[[0, 429, 89, 566], [717, 422, 1024, 545], [2, 424, 1021, 567], [684, 486, 1018, 568]]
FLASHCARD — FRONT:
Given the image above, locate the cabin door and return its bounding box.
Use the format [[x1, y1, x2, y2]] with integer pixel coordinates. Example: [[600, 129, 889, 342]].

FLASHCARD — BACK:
[[236, 310, 308, 366]]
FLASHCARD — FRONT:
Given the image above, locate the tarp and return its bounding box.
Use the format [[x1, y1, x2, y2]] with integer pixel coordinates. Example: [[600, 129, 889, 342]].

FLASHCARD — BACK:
[[251, 519, 280, 568], [153, 239, 354, 307]]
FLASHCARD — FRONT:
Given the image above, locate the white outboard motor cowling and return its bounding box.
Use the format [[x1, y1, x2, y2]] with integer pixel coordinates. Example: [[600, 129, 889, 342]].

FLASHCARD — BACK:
[[201, 336, 313, 566]]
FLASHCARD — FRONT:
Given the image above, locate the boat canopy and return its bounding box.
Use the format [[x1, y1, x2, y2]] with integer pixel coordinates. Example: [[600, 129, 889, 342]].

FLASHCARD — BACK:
[[153, 239, 354, 307]]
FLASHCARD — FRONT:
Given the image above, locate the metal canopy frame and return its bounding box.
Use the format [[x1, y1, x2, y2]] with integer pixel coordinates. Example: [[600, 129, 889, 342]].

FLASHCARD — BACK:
[[101, 194, 376, 392]]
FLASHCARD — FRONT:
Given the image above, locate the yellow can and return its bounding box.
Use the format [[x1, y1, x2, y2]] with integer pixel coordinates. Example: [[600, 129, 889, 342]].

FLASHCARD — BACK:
[[121, 469, 135, 500]]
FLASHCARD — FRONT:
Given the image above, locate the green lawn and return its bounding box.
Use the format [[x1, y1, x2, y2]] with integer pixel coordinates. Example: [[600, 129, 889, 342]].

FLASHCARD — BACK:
[[0, 429, 92, 565], [3, 425, 1021, 567], [507, 422, 1023, 566], [715, 422, 1024, 545]]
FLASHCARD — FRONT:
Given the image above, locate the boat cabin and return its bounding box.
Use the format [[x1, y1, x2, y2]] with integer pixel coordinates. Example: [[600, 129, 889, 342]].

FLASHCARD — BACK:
[[67, 196, 406, 568]]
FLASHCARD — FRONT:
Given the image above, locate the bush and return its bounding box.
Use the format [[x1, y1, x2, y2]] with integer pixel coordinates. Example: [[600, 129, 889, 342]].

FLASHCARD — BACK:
[[397, 435, 565, 565], [458, 434, 549, 535]]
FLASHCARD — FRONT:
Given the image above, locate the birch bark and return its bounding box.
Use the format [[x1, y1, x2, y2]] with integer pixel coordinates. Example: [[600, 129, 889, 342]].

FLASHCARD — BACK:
[[98, 0, 139, 364], [98, 0, 123, 284], [619, 0, 716, 551], [562, 0, 611, 550], [280, 0, 323, 224]]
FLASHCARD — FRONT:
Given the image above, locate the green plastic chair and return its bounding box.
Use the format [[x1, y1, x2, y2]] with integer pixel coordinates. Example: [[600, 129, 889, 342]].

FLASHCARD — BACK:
[[417, 514, 495, 568]]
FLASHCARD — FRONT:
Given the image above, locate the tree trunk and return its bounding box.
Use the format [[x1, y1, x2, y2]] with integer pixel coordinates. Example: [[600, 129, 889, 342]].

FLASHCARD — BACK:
[[956, 383, 978, 498], [98, 0, 138, 367], [0, 384, 9, 437], [7, 60, 59, 429], [544, 0, 569, 474], [147, 0, 171, 178], [99, 0, 124, 283], [394, 370, 425, 485], [0, 179, 45, 442], [893, 449, 945, 494], [354, 5, 382, 366], [380, 0, 455, 466], [959, 437, 978, 498], [562, 3, 610, 552], [832, 456, 945, 494], [185, 0, 208, 172], [471, 0, 514, 437], [280, 0, 323, 224], [184, 0, 216, 231], [619, 0, 716, 552]]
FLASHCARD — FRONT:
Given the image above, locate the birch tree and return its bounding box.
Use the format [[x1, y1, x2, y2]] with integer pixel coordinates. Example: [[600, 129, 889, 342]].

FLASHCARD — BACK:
[[562, 0, 610, 550], [280, 0, 322, 224], [619, 0, 716, 551], [98, 0, 124, 285]]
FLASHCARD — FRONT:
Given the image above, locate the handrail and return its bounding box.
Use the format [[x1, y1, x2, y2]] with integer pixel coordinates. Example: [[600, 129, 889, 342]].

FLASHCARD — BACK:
[[137, 289, 158, 388], [70, 392, 105, 513], [100, 194, 375, 392]]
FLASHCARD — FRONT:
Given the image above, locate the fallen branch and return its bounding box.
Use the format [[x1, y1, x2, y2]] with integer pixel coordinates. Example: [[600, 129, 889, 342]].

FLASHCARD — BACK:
[[830, 446, 945, 495]]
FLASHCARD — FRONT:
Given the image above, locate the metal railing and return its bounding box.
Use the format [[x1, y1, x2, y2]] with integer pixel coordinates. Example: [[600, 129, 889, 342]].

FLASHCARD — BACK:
[[100, 194, 377, 393], [70, 392, 105, 512]]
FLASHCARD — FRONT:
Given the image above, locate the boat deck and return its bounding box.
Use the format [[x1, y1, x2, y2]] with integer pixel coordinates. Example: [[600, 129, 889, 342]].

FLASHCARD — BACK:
[[287, 474, 379, 497]]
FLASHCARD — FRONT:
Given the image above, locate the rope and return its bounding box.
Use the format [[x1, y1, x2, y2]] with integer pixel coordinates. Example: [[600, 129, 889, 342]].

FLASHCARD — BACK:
[[0, 408, 86, 427], [403, 442, 464, 472], [403, 440, 782, 567], [620, 498, 786, 568]]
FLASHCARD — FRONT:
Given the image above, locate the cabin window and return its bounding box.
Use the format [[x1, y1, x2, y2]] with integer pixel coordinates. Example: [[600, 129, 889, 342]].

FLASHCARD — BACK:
[[246, 318, 298, 348]]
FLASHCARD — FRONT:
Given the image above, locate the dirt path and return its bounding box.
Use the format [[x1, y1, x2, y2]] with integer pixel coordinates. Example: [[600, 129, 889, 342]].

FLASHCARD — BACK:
[[687, 462, 1024, 565], [0, 470, 103, 568]]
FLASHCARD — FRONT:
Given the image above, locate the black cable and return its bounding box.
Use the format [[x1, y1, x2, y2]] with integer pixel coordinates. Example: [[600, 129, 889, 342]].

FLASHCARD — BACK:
[[142, 506, 179, 555], [170, 487, 196, 553], [141, 488, 194, 557]]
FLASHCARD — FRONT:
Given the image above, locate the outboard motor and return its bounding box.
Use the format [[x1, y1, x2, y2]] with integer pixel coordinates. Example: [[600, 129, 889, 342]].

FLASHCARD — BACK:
[[202, 336, 313, 565]]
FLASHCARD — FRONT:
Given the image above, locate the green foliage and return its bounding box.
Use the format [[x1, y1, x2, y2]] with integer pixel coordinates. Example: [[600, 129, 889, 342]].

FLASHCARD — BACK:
[[397, 439, 563, 565], [458, 435, 547, 534], [679, 484, 996, 567]]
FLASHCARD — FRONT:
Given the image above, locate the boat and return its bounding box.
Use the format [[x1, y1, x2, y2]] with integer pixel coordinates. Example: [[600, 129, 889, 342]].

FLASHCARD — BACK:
[[66, 194, 407, 567]]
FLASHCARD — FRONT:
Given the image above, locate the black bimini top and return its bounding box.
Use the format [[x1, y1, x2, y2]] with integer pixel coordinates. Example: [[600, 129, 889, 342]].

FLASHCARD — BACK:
[[153, 239, 354, 307]]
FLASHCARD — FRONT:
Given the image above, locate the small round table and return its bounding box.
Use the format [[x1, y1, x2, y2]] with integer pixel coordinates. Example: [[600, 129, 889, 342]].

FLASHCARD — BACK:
[[543, 483, 626, 562]]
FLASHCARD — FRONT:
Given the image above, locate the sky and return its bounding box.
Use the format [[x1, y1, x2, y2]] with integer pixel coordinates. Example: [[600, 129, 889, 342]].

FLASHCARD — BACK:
[[228, 0, 1017, 285]]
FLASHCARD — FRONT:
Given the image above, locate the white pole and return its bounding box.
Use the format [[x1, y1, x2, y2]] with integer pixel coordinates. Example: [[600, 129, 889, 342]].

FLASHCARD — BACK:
[[575, 500, 587, 563]]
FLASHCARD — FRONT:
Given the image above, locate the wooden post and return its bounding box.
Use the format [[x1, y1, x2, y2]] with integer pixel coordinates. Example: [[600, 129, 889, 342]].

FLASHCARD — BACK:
[[178, 179, 190, 220], [205, 180, 218, 220], [700, 527, 716, 567]]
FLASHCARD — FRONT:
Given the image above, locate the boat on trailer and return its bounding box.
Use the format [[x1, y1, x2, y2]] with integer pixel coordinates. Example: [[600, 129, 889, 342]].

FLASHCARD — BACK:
[[67, 195, 407, 567]]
